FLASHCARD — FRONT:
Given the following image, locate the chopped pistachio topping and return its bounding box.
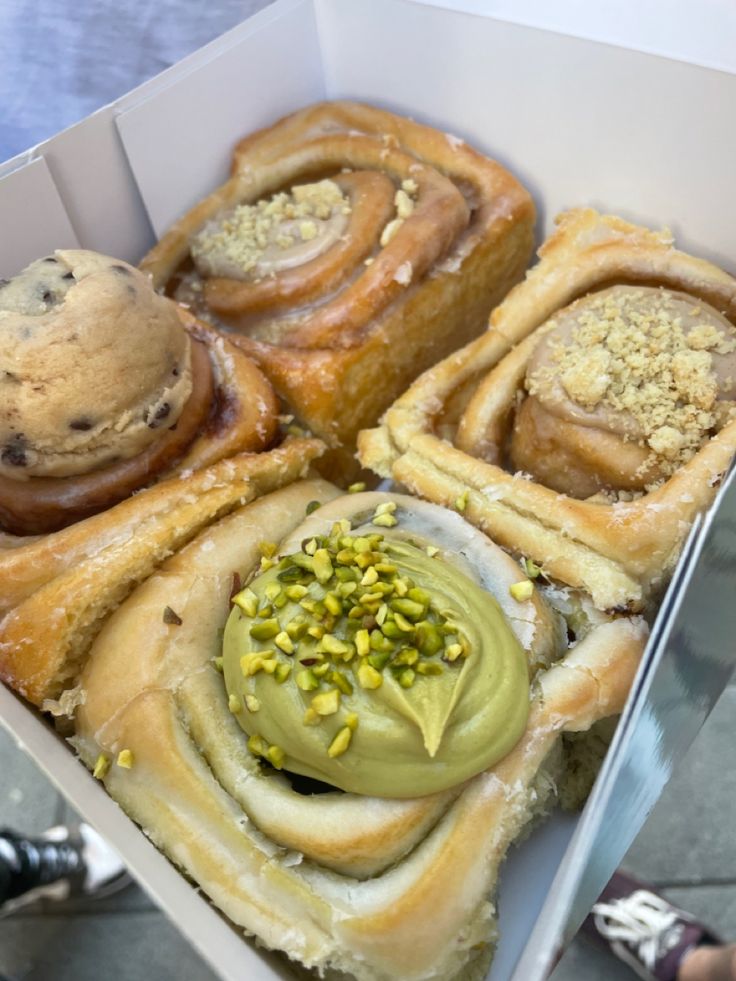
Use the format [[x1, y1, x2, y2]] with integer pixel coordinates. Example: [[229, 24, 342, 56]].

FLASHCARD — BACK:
[[228, 693, 242, 713], [510, 580, 535, 602], [454, 490, 469, 512], [522, 557, 542, 579], [222, 494, 529, 795], [348, 482, 367, 493], [311, 688, 341, 716], [327, 726, 352, 758], [266, 745, 285, 769], [296, 669, 319, 691], [117, 749, 134, 769], [93, 754, 110, 780], [241, 652, 266, 676], [250, 619, 280, 641], [247, 733, 266, 756], [313, 549, 334, 583], [358, 662, 383, 689], [274, 630, 294, 654], [445, 643, 464, 662], [232, 588, 258, 617]]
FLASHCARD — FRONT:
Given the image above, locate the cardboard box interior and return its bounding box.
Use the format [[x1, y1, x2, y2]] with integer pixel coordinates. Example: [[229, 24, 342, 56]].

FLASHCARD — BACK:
[[1, 1, 735, 979]]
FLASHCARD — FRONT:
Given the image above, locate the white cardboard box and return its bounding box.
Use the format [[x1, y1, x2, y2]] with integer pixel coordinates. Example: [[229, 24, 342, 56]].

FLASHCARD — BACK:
[[1, 2, 735, 979]]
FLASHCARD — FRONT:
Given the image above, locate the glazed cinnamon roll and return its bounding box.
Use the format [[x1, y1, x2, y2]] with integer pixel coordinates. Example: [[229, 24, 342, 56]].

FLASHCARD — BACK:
[[2, 480, 644, 978], [0, 250, 280, 536], [0, 437, 323, 705], [359, 209, 736, 611], [140, 101, 535, 480]]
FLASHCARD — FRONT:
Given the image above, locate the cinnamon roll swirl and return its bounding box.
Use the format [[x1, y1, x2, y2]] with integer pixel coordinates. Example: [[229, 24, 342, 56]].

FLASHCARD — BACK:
[[140, 101, 535, 480], [3, 480, 644, 979], [359, 209, 736, 611]]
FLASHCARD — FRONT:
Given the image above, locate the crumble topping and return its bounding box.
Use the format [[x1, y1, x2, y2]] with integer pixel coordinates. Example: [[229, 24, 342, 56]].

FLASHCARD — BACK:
[[527, 285, 736, 480], [379, 179, 418, 247], [190, 179, 351, 280]]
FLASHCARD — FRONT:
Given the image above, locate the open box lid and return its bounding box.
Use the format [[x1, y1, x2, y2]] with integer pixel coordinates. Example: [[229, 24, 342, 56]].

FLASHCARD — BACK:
[[1, 2, 735, 979]]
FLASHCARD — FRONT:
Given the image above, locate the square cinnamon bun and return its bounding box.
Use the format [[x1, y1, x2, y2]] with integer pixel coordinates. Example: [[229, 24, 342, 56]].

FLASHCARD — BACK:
[[140, 101, 536, 482], [359, 209, 736, 611]]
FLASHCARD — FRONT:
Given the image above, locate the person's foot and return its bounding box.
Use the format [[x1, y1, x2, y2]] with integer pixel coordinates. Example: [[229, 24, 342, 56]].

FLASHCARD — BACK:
[[0, 823, 130, 915], [581, 870, 723, 981], [679, 943, 736, 981]]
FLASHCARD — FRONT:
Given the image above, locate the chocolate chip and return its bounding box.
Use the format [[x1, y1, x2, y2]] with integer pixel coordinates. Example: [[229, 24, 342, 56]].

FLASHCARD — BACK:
[[111, 264, 132, 276], [2, 435, 27, 467], [172, 367, 179, 377], [69, 417, 93, 431], [42, 256, 58, 263], [147, 402, 171, 428], [41, 290, 54, 303], [62, 271, 75, 281]]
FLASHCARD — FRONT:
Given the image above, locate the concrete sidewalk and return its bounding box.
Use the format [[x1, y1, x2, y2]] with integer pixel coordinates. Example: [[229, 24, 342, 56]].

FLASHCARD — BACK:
[[1, 682, 734, 981]]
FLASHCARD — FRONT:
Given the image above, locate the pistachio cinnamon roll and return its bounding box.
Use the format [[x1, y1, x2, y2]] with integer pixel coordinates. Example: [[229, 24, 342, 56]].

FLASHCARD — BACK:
[[16, 482, 643, 979], [359, 209, 736, 610], [141, 101, 535, 480], [0, 250, 279, 536]]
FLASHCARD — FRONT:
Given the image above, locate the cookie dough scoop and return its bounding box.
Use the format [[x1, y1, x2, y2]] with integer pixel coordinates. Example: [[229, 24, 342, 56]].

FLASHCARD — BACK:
[[0, 250, 278, 536]]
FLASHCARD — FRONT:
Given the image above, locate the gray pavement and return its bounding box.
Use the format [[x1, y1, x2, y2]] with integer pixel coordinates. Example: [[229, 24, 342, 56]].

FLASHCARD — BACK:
[[0, 683, 734, 981]]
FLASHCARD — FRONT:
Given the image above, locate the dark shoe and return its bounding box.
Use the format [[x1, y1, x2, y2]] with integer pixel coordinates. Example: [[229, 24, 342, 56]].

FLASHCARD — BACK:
[[581, 871, 722, 980], [0, 823, 130, 915]]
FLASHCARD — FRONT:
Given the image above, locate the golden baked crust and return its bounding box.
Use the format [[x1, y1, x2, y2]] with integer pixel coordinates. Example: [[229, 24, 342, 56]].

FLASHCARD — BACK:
[[359, 209, 736, 610], [140, 101, 535, 479], [173, 307, 279, 469], [70, 483, 645, 981], [0, 438, 323, 705]]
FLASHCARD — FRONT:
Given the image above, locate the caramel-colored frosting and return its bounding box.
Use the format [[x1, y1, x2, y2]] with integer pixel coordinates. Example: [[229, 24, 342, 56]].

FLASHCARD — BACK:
[[511, 285, 736, 496]]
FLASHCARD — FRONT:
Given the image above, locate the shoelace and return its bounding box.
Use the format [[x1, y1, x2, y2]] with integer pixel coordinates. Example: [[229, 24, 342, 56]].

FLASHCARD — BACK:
[[592, 889, 688, 972]]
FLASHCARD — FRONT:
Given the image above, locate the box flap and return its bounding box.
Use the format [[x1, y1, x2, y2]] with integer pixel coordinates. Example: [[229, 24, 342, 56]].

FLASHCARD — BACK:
[[401, 0, 736, 75], [0, 158, 79, 277], [0, 687, 296, 981], [317, 0, 736, 269], [116, 0, 326, 237]]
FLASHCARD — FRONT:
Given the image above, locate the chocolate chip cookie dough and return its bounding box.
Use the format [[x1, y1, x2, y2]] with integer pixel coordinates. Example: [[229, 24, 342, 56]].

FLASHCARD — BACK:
[[0, 250, 193, 480], [0, 249, 280, 536]]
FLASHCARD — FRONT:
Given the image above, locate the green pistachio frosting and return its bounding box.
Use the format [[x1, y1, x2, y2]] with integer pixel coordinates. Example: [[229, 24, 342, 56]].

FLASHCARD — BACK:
[[222, 499, 530, 798]]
